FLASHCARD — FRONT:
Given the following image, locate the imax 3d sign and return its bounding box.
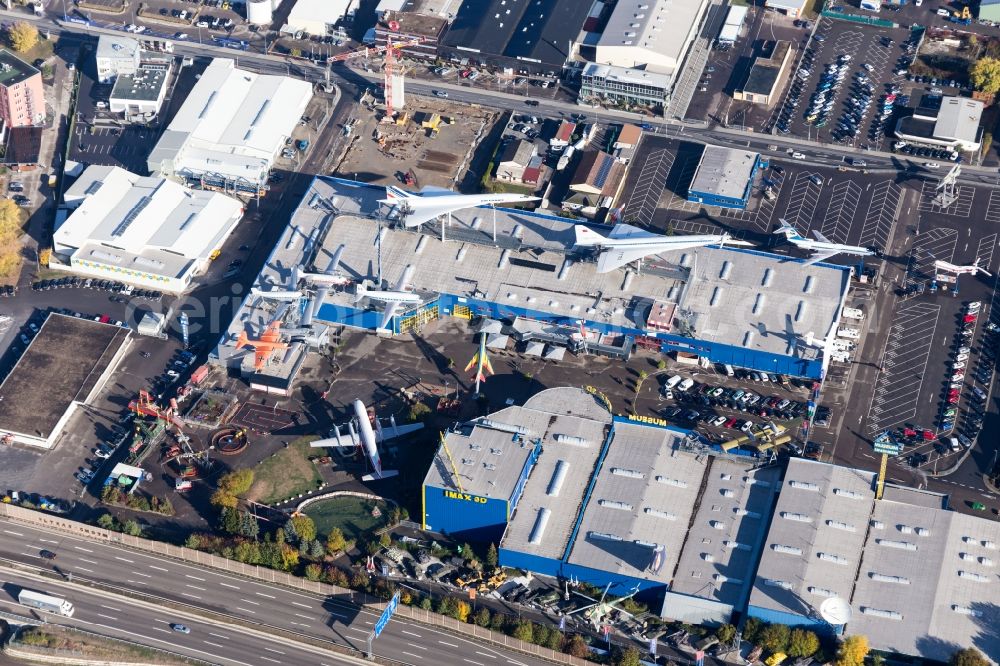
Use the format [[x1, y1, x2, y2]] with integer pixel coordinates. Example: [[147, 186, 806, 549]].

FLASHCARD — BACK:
[[442, 490, 488, 504]]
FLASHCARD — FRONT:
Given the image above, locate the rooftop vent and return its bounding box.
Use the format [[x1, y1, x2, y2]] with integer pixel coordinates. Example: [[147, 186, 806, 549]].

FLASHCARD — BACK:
[[612, 467, 644, 479], [655, 476, 687, 488], [789, 480, 819, 491], [781, 512, 812, 523], [546, 460, 569, 497], [807, 587, 836, 597], [876, 539, 917, 551], [598, 499, 633, 511], [644, 508, 677, 520], [817, 553, 849, 565], [772, 545, 802, 555], [528, 508, 550, 545], [861, 607, 902, 620], [870, 573, 910, 584], [834, 488, 864, 499]]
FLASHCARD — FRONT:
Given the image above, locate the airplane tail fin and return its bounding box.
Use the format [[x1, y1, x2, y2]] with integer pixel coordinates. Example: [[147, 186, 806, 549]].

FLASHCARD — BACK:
[[384, 185, 413, 200], [352, 282, 368, 303], [774, 219, 801, 240], [235, 330, 249, 349], [573, 225, 606, 247]]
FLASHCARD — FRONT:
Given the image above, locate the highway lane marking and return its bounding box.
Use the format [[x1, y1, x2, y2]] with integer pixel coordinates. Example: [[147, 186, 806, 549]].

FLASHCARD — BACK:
[[291, 601, 310, 608], [114, 556, 135, 563], [94, 624, 253, 666], [96, 613, 117, 620], [3, 530, 23, 537], [209, 633, 229, 639], [131, 571, 151, 578], [181, 593, 202, 599], [255, 592, 276, 598], [263, 647, 284, 654], [39, 538, 58, 544], [345, 627, 369, 636], [406, 644, 427, 650], [259, 657, 281, 664], [463, 660, 485, 666], [73, 546, 93, 553], [439, 641, 459, 648], [240, 599, 260, 605], [76, 567, 94, 572], [126, 580, 147, 585], [148, 565, 168, 571], [363, 620, 373, 626], [235, 607, 257, 614], [186, 584, 206, 591], [203, 640, 225, 648], [290, 621, 311, 628], [402, 630, 422, 637], [185, 574, 206, 581], [475, 652, 497, 659], [78, 557, 98, 564], [100, 604, 121, 612], [506, 660, 528, 666], [219, 582, 240, 590], [293, 612, 312, 619], [402, 652, 424, 659]]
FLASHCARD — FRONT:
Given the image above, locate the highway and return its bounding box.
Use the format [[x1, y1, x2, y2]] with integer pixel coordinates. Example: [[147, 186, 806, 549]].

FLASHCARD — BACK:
[[0, 568, 350, 666], [0, 518, 552, 666]]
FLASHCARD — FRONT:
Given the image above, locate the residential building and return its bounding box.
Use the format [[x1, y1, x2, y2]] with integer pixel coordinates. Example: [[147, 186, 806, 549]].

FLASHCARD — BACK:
[[495, 139, 536, 182], [564, 150, 626, 213], [0, 50, 43, 128], [550, 120, 576, 150]]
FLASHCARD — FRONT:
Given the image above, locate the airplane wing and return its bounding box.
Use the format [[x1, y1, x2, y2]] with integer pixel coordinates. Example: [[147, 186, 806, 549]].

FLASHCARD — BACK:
[[812, 230, 832, 243], [804, 249, 838, 266], [393, 265, 415, 291], [377, 422, 424, 441], [607, 223, 660, 240], [596, 247, 655, 273], [379, 302, 401, 330]]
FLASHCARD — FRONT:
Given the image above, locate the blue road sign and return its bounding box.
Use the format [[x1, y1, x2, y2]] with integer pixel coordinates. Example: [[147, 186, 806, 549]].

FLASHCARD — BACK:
[[373, 592, 400, 638], [873, 431, 902, 456], [179, 312, 189, 348]]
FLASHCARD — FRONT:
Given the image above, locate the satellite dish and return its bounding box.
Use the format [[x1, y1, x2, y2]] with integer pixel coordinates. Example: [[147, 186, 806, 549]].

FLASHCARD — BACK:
[[819, 597, 852, 625]]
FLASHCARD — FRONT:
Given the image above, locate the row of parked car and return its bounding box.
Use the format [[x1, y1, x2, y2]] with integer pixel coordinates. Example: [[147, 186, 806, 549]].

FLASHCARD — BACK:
[[32, 276, 161, 300], [660, 376, 831, 429], [76, 427, 129, 486]]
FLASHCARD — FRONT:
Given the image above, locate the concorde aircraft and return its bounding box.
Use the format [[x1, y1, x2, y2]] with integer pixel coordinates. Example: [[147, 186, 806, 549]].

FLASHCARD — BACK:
[[773, 220, 875, 266], [573, 223, 750, 273], [379, 185, 540, 228]]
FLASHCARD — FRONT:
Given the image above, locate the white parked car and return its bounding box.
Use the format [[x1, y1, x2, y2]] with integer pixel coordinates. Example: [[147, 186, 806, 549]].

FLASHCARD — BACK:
[[791, 152, 806, 160], [924, 162, 940, 169]]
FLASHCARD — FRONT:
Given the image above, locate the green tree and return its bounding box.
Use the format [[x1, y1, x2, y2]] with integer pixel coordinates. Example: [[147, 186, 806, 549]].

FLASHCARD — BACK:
[[419, 597, 432, 610], [233, 540, 261, 564], [951, 648, 990, 666], [7, 22, 38, 53], [437, 596, 457, 617], [616, 646, 642, 666], [758, 623, 791, 653], [218, 506, 241, 534], [743, 617, 763, 644], [378, 532, 391, 548], [512, 620, 534, 642], [787, 629, 820, 658], [716, 623, 737, 644], [121, 519, 142, 536], [210, 488, 238, 509], [532, 624, 551, 646], [279, 544, 300, 570], [96, 513, 116, 530], [486, 543, 498, 568], [409, 402, 432, 422], [290, 514, 317, 543], [304, 563, 323, 581], [326, 527, 347, 554], [970, 57, 1000, 95], [544, 629, 564, 651], [219, 469, 254, 495], [657, 359, 667, 370], [565, 634, 589, 658], [834, 635, 869, 666], [309, 539, 326, 559], [473, 607, 491, 627], [238, 511, 259, 539]]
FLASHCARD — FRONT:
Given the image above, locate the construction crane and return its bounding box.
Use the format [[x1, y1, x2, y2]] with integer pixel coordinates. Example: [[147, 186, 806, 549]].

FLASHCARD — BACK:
[[329, 33, 427, 119]]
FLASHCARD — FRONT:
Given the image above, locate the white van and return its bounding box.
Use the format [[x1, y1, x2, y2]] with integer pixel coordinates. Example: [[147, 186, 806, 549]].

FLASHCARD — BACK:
[[677, 378, 695, 392], [665, 375, 683, 389], [723, 364, 735, 377], [948, 437, 961, 452], [936, 8, 950, 16]]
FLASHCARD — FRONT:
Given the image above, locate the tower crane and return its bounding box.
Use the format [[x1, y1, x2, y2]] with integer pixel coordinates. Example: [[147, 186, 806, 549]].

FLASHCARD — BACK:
[[329, 32, 427, 119]]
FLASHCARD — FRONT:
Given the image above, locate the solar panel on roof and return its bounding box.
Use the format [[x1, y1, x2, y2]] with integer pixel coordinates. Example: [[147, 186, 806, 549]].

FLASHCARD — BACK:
[[594, 156, 613, 188], [111, 196, 152, 238]]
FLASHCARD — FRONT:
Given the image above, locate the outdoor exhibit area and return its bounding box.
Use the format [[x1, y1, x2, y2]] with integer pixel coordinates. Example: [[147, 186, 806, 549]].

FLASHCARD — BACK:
[[302, 495, 392, 542], [245, 437, 322, 505]]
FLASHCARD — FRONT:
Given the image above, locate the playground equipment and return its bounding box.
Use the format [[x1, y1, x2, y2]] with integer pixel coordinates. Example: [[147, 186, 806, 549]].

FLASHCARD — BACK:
[[211, 427, 250, 456]]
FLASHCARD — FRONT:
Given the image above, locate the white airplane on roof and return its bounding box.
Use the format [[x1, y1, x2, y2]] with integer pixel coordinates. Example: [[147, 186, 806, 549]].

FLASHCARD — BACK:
[[379, 185, 540, 228], [934, 258, 992, 277], [250, 266, 302, 301], [299, 245, 350, 286], [573, 224, 751, 273], [774, 220, 874, 266], [354, 264, 420, 330], [310, 399, 423, 481]]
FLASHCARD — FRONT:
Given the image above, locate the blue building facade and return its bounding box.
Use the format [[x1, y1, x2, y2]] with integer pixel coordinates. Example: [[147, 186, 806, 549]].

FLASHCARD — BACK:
[[687, 154, 764, 210], [317, 288, 831, 379], [422, 439, 541, 542]]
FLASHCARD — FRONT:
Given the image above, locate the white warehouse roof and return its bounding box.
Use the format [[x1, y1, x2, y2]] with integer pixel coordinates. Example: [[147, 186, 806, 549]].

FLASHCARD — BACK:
[[55, 165, 244, 291], [147, 58, 312, 185], [934, 96, 983, 144], [595, 0, 710, 74], [286, 0, 353, 33]]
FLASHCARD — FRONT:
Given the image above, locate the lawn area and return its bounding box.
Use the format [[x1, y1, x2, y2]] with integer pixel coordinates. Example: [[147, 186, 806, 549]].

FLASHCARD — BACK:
[[303, 495, 391, 542], [246, 437, 322, 505]]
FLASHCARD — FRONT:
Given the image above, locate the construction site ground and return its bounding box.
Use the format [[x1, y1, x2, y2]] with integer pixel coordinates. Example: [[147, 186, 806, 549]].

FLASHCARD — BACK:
[[332, 95, 501, 190]]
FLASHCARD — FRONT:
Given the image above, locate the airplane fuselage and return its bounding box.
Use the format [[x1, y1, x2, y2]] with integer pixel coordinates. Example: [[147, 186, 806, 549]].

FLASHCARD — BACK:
[[788, 239, 873, 257]]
